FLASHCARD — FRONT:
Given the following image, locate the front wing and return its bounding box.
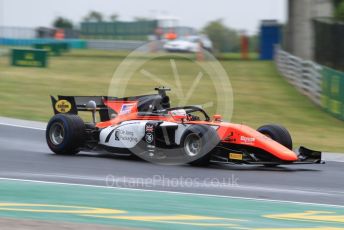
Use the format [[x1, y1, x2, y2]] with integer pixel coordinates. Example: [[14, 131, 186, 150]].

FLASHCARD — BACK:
[[209, 144, 323, 165]]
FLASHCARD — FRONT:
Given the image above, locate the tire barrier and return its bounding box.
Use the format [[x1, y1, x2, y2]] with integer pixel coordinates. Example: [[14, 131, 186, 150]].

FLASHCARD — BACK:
[[275, 46, 344, 121]]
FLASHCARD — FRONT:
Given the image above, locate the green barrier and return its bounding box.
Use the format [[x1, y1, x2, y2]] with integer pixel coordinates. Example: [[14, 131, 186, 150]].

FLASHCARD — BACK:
[[56, 42, 70, 52], [11, 49, 48, 68], [321, 67, 344, 120], [33, 43, 61, 56]]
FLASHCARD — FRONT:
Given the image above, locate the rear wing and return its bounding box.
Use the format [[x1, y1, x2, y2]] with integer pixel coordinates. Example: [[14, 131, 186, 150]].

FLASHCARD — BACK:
[[51, 95, 113, 122], [51, 89, 171, 122]]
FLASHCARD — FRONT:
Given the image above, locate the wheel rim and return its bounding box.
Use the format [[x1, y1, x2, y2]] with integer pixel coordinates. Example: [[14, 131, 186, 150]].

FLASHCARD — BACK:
[[49, 122, 64, 145], [184, 133, 202, 157]]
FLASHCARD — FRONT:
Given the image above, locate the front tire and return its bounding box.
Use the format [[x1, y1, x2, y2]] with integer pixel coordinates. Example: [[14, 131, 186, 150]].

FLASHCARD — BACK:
[[257, 124, 293, 150], [181, 125, 219, 166], [257, 124, 293, 167], [46, 114, 85, 155]]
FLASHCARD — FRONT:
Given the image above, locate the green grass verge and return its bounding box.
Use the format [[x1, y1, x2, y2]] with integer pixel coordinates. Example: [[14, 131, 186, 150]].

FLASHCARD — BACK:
[[0, 48, 343, 152]]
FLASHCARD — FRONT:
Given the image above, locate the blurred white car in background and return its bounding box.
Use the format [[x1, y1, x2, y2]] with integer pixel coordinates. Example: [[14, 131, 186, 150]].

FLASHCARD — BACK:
[[163, 35, 213, 53]]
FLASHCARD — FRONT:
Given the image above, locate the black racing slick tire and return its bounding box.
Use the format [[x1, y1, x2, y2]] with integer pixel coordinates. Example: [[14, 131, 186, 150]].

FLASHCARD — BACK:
[[181, 125, 220, 166], [257, 124, 293, 150], [46, 114, 86, 155]]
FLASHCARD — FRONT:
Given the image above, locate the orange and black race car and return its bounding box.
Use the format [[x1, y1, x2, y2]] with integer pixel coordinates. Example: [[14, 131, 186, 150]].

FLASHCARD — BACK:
[[46, 87, 322, 166]]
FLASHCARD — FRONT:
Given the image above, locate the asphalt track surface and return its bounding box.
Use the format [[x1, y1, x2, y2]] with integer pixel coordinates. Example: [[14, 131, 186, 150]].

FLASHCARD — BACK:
[[0, 118, 343, 206]]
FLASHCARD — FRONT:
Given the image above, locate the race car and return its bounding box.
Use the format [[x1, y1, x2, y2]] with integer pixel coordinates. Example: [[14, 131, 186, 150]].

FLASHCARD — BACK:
[[46, 87, 322, 166], [163, 35, 213, 53]]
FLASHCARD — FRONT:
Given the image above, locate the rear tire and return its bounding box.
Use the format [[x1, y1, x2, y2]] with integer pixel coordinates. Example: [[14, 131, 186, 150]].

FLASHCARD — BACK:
[[257, 124, 293, 150], [46, 114, 85, 155]]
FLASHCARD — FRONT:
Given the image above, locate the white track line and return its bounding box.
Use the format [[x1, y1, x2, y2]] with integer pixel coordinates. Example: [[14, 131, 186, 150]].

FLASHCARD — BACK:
[[0, 122, 45, 131], [0, 177, 343, 208], [1, 171, 340, 196]]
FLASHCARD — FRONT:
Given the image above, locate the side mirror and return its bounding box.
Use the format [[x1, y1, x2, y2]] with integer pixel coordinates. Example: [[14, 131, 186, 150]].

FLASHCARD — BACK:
[[213, 114, 222, 122]]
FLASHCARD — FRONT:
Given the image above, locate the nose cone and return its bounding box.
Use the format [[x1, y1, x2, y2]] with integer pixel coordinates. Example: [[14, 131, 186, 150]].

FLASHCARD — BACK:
[[239, 125, 298, 161], [257, 136, 298, 161]]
